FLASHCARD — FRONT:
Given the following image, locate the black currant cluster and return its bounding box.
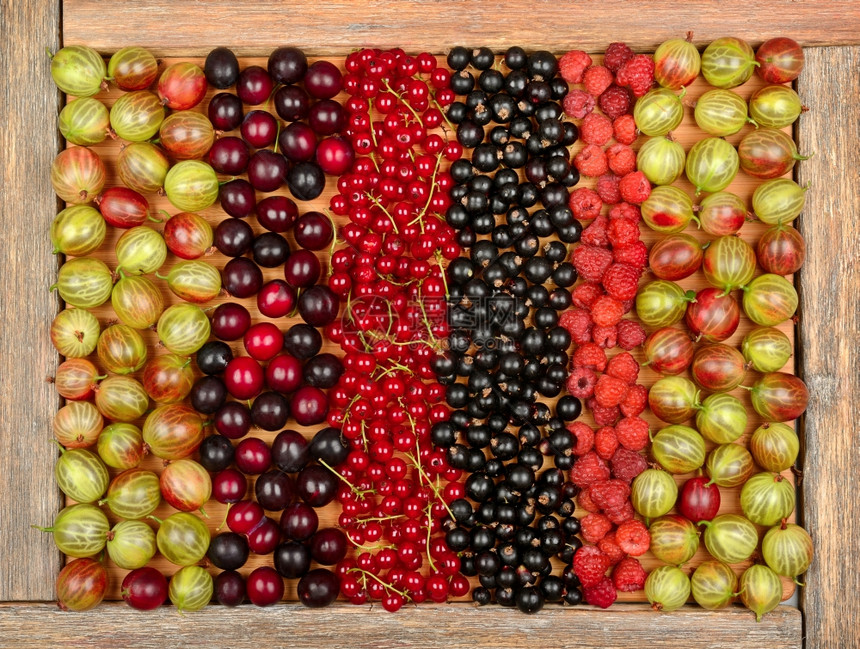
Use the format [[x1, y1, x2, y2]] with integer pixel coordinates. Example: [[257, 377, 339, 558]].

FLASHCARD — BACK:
[[430, 47, 589, 613]]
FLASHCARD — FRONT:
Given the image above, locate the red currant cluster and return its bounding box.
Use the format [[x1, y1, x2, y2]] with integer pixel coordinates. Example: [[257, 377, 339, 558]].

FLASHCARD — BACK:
[[319, 48, 469, 611]]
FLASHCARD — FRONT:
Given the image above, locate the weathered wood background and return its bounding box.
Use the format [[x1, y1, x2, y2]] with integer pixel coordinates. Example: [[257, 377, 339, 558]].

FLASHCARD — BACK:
[[0, 1, 859, 648]]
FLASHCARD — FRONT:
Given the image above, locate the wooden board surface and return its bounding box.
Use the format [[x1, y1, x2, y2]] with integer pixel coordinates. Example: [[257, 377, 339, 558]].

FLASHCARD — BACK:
[[61, 0, 860, 55], [61, 55, 798, 605], [795, 46, 860, 649], [0, 601, 803, 649]]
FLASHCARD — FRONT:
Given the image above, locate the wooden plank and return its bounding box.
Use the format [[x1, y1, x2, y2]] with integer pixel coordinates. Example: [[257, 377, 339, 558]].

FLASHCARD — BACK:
[[796, 46, 860, 649], [0, 0, 63, 601], [0, 602, 802, 648], [62, 0, 860, 55]]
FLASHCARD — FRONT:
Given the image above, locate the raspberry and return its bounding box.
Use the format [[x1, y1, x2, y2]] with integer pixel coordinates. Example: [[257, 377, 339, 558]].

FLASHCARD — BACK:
[[610, 447, 648, 483], [607, 217, 640, 247], [598, 85, 632, 120], [588, 398, 621, 427], [568, 421, 595, 456], [598, 532, 627, 565], [602, 263, 640, 302], [612, 557, 647, 592], [573, 545, 611, 589], [606, 351, 640, 384], [616, 520, 651, 556], [570, 451, 610, 488], [613, 241, 648, 269], [620, 299, 635, 314], [581, 113, 614, 146], [581, 512, 613, 543], [618, 170, 652, 204], [581, 214, 610, 247], [559, 308, 593, 344], [616, 54, 656, 97], [609, 201, 641, 223], [591, 324, 617, 349], [590, 478, 630, 511], [612, 114, 638, 145], [562, 89, 596, 119], [596, 174, 621, 204], [615, 416, 649, 451], [594, 373, 629, 408], [616, 319, 647, 351], [572, 245, 612, 282], [591, 295, 625, 328], [566, 366, 598, 399], [583, 65, 614, 97], [559, 50, 593, 84], [578, 485, 601, 512], [594, 426, 619, 460], [583, 577, 618, 608], [574, 144, 609, 178], [568, 187, 603, 221], [572, 342, 607, 372], [571, 281, 604, 310], [604, 42, 635, 73], [604, 500, 636, 525], [606, 143, 637, 176], [619, 382, 648, 417]]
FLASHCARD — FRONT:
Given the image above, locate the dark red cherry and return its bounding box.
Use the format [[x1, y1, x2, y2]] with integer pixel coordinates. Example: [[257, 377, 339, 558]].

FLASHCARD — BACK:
[[212, 467, 249, 502], [220, 179, 255, 218], [290, 386, 329, 426], [294, 211, 334, 250], [208, 92, 244, 131], [214, 218, 254, 257], [308, 99, 347, 135], [246, 566, 284, 606], [257, 280, 297, 319], [247, 517, 281, 554], [255, 195, 299, 233], [241, 110, 279, 149], [274, 85, 311, 122], [297, 285, 340, 326], [121, 567, 168, 611], [247, 149, 287, 193], [211, 302, 252, 340], [315, 137, 355, 176], [265, 354, 303, 394], [235, 437, 272, 475], [244, 322, 284, 361], [237, 66, 273, 105], [283, 249, 322, 288], [214, 570, 246, 607], [279, 502, 319, 541], [268, 47, 308, 85], [208, 136, 250, 175], [304, 61, 343, 99], [279, 122, 317, 163], [214, 402, 252, 440], [271, 429, 309, 473], [222, 257, 263, 298], [224, 356, 265, 399]]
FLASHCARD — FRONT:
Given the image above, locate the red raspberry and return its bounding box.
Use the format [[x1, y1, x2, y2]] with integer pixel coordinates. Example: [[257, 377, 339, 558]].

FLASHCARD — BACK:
[[620, 299, 635, 315], [616, 520, 651, 556], [581, 113, 614, 146], [596, 174, 621, 204], [610, 447, 648, 483], [594, 426, 619, 460], [568, 421, 595, 456], [615, 416, 649, 451], [591, 295, 625, 328], [590, 478, 630, 511], [598, 85, 632, 120], [572, 245, 612, 282], [588, 398, 621, 427], [606, 351, 640, 384], [573, 342, 607, 372], [559, 50, 593, 84], [581, 214, 610, 247], [578, 485, 601, 512], [618, 171, 651, 204], [613, 241, 648, 269], [594, 373, 629, 407], [612, 114, 638, 145], [598, 531, 627, 565], [573, 545, 611, 589], [606, 143, 637, 176], [604, 42, 635, 73], [617, 319, 647, 351], [607, 217, 640, 247], [563, 89, 596, 119], [602, 263, 640, 302], [566, 366, 597, 399], [581, 512, 613, 543], [583, 577, 618, 608], [609, 201, 642, 223], [568, 187, 603, 221], [574, 144, 609, 177], [591, 324, 617, 349], [612, 557, 647, 592], [583, 65, 614, 97], [559, 308, 593, 344], [571, 281, 604, 309], [616, 54, 656, 97], [570, 451, 610, 488], [619, 382, 648, 417], [604, 500, 636, 525]]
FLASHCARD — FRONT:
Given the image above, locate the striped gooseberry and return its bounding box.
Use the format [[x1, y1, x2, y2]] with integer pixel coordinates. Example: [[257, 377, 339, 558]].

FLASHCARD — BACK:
[[750, 422, 799, 472], [157, 303, 211, 355], [50, 45, 106, 96], [695, 393, 747, 444], [164, 160, 220, 212], [698, 513, 758, 564], [58, 98, 110, 146], [108, 46, 159, 91], [739, 128, 811, 179], [101, 469, 161, 519], [54, 447, 109, 504], [701, 37, 758, 89], [110, 91, 165, 142], [636, 136, 685, 186], [761, 522, 813, 581], [749, 85, 803, 129], [631, 469, 678, 519], [51, 205, 106, 256], [645, 565, 690, 612], [633, 87, 685, 136], [740, 472, 796, 527], [685, 136, 739, 194], [702, 235, 755, 291], [641, 185, 694, 233], [51, 147, 105, 205], [741, 274, 798, 326], [106, 520, 157, 570], [691, 560, 737, 610], [653, 35, 701, 89], [651, 425, 706, 474], [111, 274, 164, 329], [693, 89, 750, 137], [51, 257, 113, 309]]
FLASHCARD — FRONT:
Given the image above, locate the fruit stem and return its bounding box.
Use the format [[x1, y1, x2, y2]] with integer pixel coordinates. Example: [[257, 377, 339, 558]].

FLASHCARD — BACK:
[[32, 525, 53, 533], [146, 515, 163, 525], [318, 458, 374, 500]]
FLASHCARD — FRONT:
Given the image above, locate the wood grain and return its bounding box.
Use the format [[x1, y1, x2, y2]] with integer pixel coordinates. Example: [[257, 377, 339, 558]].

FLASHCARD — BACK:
[[796, 46, 860, 649], [62, 0, 860, 55], [0, 0, 63, 601], [0, 601, 802, 648]]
